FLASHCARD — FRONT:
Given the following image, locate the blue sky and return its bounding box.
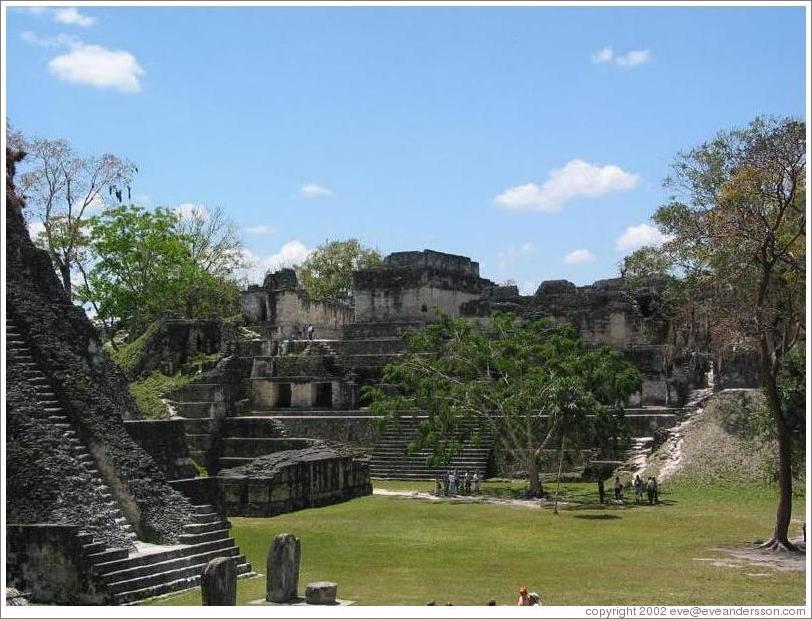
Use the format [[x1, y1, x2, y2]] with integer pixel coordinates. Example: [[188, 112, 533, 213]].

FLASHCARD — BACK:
[[5, 5, 807, 292]]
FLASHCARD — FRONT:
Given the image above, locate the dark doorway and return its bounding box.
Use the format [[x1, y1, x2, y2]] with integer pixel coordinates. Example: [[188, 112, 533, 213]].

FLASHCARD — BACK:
[[315, 382, 332, 408], [276, 383, 291, 408]]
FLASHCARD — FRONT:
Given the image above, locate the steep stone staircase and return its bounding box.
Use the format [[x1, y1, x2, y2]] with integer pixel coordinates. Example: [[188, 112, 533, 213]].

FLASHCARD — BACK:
[[370, 416, 494, 479], [6, 319, 139, 545], [302, 339, 338, 357], [6, 318, 254, 604], [169, 382, 229, 466]]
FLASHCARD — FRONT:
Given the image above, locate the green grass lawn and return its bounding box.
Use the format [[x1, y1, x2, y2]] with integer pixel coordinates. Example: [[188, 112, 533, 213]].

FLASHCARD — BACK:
[[148, 479, 805, 606]]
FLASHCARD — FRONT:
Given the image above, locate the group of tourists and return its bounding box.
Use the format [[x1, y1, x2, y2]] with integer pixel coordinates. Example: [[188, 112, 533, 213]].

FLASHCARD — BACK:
[[612, 474, 659, 505], [291, 323, 315, 340], [434, 469, 481, 496]]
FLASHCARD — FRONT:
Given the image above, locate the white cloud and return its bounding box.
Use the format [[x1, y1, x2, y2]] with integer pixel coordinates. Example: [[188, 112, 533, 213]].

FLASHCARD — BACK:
[[615, 224, 672, 252], [54, 8, 96, 27], [21, 31, 81, 48], [239, 241, 312, 284], [174, 203, 208, 220], [496, 242, 535, 269], [299, 183, 333, 199], [592, 47, 614, 63], [592, 46, 652, 68], [48, 42, 144, 93], [616, 49, 652, 67], [495, 159, 639, 212], [563, 249, 595, 264], [27, 220, 46, 239], [245, 224, 277, 236]]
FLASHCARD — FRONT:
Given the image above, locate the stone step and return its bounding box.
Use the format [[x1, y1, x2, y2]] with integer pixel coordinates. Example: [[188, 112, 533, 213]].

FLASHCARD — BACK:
[[221, 437, 319, 458], [176, 528, 231, 545], [249, 409, 378, 418], [191, 511, 223, 524], [112, 562, 253, 605], [372, 473, 485, 480], [93, 537, 236, 575], [82, 541, 107, 555], [103, 549, 243, 591], [373, 447, 491, 454], [192, 504, 217, 515], [182, 520, 230, 535], [87, 547, 130, 564], [221, 417, 287, 438], [171, 400, 226, 419], [100, 545, 239, 584], [371, 470, 489, 477]]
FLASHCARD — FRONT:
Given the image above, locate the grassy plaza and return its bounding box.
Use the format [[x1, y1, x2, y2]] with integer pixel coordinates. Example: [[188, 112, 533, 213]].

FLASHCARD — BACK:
[[150, 479, 805, 606]]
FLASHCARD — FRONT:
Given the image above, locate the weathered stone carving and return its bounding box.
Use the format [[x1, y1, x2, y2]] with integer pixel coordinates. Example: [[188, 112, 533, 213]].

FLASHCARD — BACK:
[[201, 557, 237, 606], [266, 533, 301, 602]]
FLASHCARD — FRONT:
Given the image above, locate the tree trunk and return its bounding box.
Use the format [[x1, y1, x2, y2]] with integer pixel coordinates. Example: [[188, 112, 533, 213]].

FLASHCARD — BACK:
[[759, 338, 797, 552], [59, 261, 72, 299], [527, 450, 543, 497], [553, 432, 566, 514]]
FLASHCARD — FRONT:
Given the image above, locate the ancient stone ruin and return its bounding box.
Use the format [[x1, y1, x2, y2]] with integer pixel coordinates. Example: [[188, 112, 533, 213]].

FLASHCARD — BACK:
[[5, 140, 760, 605], [266, 533, 301, 603], [5, 149, 253, 604]]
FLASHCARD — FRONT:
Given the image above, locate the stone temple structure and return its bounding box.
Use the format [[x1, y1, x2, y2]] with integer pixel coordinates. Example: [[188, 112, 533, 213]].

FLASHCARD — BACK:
[[164, 247, 733, 483], [6, 142, 754, 604]]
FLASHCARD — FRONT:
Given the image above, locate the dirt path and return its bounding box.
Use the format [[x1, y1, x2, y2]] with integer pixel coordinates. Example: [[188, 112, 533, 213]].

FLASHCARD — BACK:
[[694, 545, 806, 575], [372, 488, 547, 509]]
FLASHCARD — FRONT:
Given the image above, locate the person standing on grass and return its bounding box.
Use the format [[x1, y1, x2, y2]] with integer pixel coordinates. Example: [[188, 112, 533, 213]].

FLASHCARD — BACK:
[[472, 471, 481, 495], [307, 323, 314, 340], [613, 476, 624, 502], [632, 474, 643, 504], [646, 476, 656, 505], [435, 475, 443, 496], [448, 470, 457, 496], [463, 470, 471, 495]]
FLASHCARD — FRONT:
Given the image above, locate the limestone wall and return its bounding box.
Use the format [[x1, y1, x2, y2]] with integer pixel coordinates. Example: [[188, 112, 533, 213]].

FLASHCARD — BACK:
[[273, 290, 354, 338], [216, 447, 372, 516], [240, 287, 269, 323], [124, 419, 197, 480], [6, 524, 107, 604]]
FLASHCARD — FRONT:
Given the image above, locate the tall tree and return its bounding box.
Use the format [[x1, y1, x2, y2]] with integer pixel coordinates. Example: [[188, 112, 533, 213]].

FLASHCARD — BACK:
[[175, 204, 244, 279], [366, 312, 641, 496], [297, 238, 382, 301], [623, 116, 805, 550], [9, 130, 137, 298], [77, 205, 243, 340]]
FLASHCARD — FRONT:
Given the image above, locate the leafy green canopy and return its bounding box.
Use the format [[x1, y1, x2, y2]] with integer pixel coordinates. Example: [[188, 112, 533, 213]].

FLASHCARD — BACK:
[[365, 312, 641, 486], [297, 238, 382, 301], [76, 205, 241, 338]]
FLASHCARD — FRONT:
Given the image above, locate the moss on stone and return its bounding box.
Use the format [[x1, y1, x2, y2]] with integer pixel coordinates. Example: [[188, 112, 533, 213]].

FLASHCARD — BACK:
[[108, 322, 161, 377], [129, 371, 195, 419]]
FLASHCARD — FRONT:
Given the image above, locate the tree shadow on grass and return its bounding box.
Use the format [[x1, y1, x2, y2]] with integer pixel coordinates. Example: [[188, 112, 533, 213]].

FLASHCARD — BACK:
[[573, 514, 622, 520], [561, 498, 678, 512]]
